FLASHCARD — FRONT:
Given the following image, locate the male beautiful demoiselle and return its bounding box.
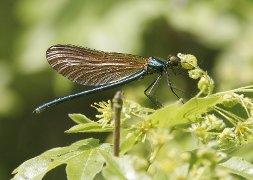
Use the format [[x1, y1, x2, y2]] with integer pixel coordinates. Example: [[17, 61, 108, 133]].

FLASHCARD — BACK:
[[34, 44, 181, 113]]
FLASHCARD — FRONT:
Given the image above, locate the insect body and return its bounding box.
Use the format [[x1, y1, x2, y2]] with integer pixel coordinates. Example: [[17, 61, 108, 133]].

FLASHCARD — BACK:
[[34, 44, 180, 113]]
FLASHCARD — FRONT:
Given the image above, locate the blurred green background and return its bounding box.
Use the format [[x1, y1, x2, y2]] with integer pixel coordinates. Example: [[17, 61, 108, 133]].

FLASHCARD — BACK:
[[1, 0, 253, 179]]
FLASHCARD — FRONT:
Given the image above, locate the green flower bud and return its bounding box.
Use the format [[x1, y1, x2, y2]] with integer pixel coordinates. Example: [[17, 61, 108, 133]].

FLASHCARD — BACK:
[[222, 93, 239, 107], [188, 68, 204, 79], [217, 128, 239, 151], [197, 75, 214, 95], [218, 128, 237, 141], [148, 129, 173, 146], [236, 120, 253, 143], [204, 114, 225, 131], [177, 53, 198, 69]]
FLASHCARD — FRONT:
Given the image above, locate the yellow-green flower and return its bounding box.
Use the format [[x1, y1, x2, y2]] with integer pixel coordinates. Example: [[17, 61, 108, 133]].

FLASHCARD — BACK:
[[91, 100, 113, 127]]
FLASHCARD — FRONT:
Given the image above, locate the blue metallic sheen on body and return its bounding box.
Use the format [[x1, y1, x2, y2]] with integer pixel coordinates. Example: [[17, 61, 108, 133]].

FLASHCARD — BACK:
[[34, 70, 147, 113], [149, 57, 164, 66], [147, 57, 167, 73]]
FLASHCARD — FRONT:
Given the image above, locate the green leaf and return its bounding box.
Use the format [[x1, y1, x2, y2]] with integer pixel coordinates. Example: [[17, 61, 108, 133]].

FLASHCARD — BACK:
[[65, 122, 113, 133], [66, 143, 111, 180], [120, 131, 136, 155], [219, 156, 253, 179], [100, 152, 151, 180], [68, 113, 93, 124], [12, 138, 111, 180], [12, 157, 61, 180], [147, 96, 223, 128]]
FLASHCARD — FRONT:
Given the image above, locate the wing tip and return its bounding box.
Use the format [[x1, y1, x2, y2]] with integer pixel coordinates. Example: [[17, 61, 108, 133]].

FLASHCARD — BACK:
[[46, 44, 69, 59]]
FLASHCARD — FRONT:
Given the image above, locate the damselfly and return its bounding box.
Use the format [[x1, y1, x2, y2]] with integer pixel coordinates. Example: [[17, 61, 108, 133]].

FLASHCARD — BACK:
[[34, 44, 181, 113]]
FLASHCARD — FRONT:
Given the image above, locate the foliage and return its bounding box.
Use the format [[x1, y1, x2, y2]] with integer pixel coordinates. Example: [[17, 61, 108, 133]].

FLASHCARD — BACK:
[[12, 54, 253, 179]]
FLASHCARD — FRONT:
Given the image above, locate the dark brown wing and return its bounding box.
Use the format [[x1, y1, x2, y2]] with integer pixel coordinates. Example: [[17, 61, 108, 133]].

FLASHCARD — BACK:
[[46, 44, 148, 86]]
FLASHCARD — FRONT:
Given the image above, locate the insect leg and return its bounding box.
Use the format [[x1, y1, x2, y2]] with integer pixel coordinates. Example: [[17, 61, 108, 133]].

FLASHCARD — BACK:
[[165, 68, 183, 103], [144, 74, 163, 108]]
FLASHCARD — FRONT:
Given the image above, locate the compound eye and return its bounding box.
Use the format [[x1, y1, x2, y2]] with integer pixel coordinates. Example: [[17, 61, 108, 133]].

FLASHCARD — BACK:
[[167, 55, 180, 66]]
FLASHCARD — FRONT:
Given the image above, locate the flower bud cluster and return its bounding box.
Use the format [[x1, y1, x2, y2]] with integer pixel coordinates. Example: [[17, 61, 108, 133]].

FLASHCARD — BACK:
[[189, 114, 225, 143], [177, 53, 214, 95], [189, 96, 253, 152]]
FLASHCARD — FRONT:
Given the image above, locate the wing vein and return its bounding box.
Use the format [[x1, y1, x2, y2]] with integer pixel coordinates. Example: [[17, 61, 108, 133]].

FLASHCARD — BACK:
[[46, 44, 148, 85]]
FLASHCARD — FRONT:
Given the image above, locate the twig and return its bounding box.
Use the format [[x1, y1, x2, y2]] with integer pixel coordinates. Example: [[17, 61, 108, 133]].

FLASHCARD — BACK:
[[113, 91, 123, 156]]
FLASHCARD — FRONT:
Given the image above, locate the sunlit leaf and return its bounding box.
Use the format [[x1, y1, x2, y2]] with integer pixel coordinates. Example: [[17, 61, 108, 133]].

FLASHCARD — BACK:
[[120, 131, 136, 155], [219, 156, 253, 179], [66, 143, 110, 180], [100, 151, 151, 180], [68, 113, 93, 124], [147, 96, 223, 128], [65, 122, 113, 133], [12, 138, 111, 180]]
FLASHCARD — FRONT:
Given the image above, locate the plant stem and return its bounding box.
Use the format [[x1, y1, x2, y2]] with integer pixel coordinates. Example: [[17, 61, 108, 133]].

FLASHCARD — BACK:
[[113, 91, 123, 157]]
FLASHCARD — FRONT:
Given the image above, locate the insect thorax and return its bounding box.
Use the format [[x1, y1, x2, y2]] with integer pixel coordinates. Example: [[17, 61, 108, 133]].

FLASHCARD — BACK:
[[146, 57, 166, 74]]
